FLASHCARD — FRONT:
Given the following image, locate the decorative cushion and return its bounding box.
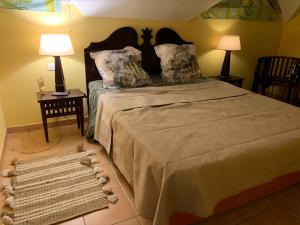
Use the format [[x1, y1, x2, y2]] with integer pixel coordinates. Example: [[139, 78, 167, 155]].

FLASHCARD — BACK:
[[90, 46, 152, 88], [288, 60, 300, 83], [154, 44, 202, 83]]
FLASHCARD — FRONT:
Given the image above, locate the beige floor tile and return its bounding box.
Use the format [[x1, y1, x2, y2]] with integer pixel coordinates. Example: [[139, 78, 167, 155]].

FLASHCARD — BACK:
[[138, 216, 153, 225], [58, 216, 85, 225], [243, 206, 300, 225], [293, 184, 300, 197], [6, 127, 62, 154], [111, 165, 135, 210], [237, 196, 275, 219], [294, 183, 300, 190], [121, 184, 135, 211], [193, 209, 246, 225], [282, 198, 300, 221], [93, 148, 110, 166], [269, 185, 300, 206], [84, 187, 136, 225], [239, 222, 252, 225], [1, 148, 30, 169], [114, 217, 141, 225]]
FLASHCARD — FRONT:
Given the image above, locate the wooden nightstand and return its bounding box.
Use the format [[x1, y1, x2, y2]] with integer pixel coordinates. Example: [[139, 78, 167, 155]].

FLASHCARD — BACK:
[[37, 89, 86, 142], [209, 75, 245, 88]]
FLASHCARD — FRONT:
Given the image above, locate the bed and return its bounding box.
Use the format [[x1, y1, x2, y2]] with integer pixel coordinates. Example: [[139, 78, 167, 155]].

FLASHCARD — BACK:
[[84, 27, 300, 225]]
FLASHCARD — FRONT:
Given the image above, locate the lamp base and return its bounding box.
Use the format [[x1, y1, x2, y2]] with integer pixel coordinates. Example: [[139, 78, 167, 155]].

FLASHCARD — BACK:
[[52, 91, 70, 96], [220, 50, 231, 78], [53, 56, 68, 96]]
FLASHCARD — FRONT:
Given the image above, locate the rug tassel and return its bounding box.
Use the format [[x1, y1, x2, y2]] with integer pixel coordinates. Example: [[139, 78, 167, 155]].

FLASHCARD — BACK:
[[4, 196, 14, 209], [1, 215, 13, 225], [102, 188, 113, 196], [98, 176, 110, 185], [107, 194, 118, 204], [87, 150, 97, 156], [80, 157, 93, 167], [76, 144, 85, 152], [1, 169, 16, 177], [4, 186, 15, 196], [1, 179, 12, 190], [1, 207, 14, 218], [10, 158, 19, 166], [93, 166, 103, 174], [103, 188, 118, 203], [80, 156, 100, 167], [11, 177, 16, 187], [89, 156, 99, 164]]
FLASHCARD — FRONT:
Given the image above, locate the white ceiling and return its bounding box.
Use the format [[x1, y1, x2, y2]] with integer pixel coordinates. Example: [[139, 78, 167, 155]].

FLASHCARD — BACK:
[[71, 0, 221, 21], [71, 0, 300, 22]]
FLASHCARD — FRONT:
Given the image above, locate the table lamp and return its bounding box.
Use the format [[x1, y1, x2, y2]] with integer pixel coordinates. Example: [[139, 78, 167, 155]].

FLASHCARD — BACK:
[[217, 35, 241, 78], [39, 34, 75, 96]]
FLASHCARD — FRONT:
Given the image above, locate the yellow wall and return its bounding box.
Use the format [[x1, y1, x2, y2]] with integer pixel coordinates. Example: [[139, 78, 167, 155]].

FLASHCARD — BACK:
[[0, 4, 283, 127], [278, 9, 300, 57], [0, 98, 7, 156]]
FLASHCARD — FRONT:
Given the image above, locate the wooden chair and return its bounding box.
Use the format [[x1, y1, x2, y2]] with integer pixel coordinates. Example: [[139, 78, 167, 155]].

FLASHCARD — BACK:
[[251, 56, 300, 105]]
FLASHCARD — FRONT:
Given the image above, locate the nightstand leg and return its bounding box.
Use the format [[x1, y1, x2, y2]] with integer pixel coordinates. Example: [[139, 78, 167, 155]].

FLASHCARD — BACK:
[[40, 105, 49, 142], [76, 110, 80, 129], [79, 99, 84, 136]]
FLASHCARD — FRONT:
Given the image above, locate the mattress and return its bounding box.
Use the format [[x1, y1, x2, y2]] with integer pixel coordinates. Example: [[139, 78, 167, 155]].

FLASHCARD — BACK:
[[93, 80, 300, 225]]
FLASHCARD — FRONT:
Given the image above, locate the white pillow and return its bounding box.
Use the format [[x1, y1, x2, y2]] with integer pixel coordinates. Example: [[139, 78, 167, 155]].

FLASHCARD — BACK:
[[154, 44, 202, 83], [90, 46, 152, 88]]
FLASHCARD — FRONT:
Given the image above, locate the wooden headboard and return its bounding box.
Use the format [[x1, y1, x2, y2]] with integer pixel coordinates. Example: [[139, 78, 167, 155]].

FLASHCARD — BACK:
[[84, 26, 192, 96]]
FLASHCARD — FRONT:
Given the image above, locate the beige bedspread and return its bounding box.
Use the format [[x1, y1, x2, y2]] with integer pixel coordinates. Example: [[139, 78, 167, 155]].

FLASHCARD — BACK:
[[94, 81, 300, 225]]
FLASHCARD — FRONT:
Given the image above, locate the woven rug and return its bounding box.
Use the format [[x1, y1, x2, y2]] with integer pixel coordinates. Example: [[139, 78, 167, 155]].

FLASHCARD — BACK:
[[0, 147, 114, 225]]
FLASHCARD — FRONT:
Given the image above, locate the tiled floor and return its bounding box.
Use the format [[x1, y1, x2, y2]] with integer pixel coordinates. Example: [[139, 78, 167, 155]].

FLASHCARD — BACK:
[[1, 124, 300, 225]]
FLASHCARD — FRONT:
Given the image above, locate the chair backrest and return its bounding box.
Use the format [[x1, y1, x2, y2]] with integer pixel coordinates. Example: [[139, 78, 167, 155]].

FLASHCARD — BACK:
[[252, 56, 300, 92]]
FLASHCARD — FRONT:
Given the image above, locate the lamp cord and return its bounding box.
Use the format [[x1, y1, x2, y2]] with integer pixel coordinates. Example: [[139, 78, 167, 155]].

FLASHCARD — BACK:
[[6, 123, 63, 154], [67, 3, 72, 33]]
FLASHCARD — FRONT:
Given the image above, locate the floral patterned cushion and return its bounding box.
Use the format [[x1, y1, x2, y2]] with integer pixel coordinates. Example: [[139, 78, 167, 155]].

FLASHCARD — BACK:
[[90, 46, 152, 88], [154, 44, 202, 83]]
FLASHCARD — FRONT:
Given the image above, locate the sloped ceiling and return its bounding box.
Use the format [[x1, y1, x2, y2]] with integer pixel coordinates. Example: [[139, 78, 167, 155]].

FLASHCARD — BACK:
[[71, 0, 221, 21], [71, 0, 300, 22], [278, 0, 300, 21]]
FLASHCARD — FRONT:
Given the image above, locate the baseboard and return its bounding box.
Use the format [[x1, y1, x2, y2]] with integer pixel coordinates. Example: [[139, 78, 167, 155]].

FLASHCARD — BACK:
[[0, 128, 7, 165], [7, 117, 88, 134]]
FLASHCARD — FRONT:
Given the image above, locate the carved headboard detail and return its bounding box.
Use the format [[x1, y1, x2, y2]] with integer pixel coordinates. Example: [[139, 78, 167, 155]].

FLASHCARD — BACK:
[[84, 26, 192, 96]]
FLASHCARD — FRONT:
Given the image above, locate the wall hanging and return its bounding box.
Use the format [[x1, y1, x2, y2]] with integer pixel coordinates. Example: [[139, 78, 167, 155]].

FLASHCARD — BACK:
[[0, 0, 61, 12], [202, 0, 281, 21]]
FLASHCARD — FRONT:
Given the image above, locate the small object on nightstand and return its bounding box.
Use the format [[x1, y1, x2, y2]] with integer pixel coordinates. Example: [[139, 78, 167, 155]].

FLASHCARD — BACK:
[[36, 89, 86, 142], [37, 76, 46, 94], [209, 75, 245, 88]]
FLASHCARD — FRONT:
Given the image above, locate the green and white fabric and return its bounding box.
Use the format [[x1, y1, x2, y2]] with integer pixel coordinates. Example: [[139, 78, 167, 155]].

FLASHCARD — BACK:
[[154, 44, 202, 83]]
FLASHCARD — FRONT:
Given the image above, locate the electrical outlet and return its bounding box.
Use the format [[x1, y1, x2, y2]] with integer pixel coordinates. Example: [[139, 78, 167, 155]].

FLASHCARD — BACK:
[[47, 63, 55, 71]]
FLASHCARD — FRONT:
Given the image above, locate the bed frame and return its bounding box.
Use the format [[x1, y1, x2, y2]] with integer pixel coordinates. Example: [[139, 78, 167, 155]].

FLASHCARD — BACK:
[[84, 27, 300, 225], [84, 27, 191, 98]]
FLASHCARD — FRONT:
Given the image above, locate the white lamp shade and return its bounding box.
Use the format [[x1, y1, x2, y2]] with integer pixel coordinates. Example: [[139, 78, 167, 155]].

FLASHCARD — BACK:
[[217, 35, 241, 51], [39, 34, 75, 56]]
